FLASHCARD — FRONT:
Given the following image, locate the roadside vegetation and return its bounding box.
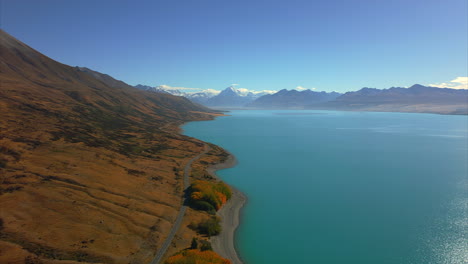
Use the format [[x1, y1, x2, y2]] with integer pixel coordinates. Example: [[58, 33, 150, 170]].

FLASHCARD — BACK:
[[189, 216, 222, 237], [165, 238, 230, 264], [187, 180, 232, 214]]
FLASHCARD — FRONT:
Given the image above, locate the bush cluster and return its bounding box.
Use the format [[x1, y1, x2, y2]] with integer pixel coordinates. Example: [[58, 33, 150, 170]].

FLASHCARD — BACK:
[[187, 180, 232, 213], [192, 216, 221, 237], [190, 238, 212, 251]]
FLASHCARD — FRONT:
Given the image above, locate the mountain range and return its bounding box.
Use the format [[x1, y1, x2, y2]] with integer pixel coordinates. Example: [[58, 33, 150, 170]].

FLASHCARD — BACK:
[[136, 83, 467, 114], [246, 84, 467, 115], [247, 89, 342, 108], [135, 84, 274, 107], [204, 86, 273, 108], [314, 84, 468, 115]]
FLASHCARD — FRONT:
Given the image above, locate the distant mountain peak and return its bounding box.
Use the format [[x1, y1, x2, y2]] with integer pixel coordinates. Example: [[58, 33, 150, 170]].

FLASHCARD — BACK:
[[409, 84, 426, 89], [204, 86, 271, 107], [218, 86, 241, 96], [135, 84, 152, 90]]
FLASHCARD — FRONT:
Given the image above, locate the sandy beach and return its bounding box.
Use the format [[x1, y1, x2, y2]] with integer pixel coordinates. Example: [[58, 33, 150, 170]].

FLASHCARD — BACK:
[[207, 153, 247, 264]]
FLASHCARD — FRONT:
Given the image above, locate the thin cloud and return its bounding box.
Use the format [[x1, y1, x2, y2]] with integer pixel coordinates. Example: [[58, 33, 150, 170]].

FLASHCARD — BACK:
[[429, 77, 468, 90]]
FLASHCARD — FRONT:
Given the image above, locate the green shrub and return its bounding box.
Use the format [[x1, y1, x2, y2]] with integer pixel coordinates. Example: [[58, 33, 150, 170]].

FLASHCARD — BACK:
[[190, 201, 216, 214], [190, 238, 198, 249], [197, 216, 221, 237], [199, 240, 212, 251], [187, 180, 232, 212]]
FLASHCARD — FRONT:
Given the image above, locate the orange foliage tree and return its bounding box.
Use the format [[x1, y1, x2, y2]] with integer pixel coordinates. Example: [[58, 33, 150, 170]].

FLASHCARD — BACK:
[[165, 249, 231, 264], [188, 180, 232, 212]]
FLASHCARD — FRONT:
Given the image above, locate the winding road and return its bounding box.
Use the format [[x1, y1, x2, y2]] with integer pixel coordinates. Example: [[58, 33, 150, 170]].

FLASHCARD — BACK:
[[150, 145, 209, 264]]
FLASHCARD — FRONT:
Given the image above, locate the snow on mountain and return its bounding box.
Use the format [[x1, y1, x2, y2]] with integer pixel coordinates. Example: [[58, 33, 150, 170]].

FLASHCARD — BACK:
[[135, 84, 185, 96], [135, 84, 274, 107], [186, 89, 221, 97], [184, 89, 221, 104], [204, 86, 275, 107], [236, 88, 277, 97]]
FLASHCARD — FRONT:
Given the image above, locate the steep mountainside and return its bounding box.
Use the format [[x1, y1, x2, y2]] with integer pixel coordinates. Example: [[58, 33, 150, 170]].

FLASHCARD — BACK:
[[248, 89, 341, 109], [0, 30, 223, 263], [317, 84, 468, 114], [75, 67, 132, 90]]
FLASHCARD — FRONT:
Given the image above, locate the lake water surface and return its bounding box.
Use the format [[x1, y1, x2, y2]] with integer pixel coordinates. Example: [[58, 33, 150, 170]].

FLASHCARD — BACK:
[[183, 110, 467, 264]]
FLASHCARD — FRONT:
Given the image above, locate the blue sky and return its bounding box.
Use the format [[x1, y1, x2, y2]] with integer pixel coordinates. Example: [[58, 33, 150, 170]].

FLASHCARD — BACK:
[[1, 0, 467, 92]]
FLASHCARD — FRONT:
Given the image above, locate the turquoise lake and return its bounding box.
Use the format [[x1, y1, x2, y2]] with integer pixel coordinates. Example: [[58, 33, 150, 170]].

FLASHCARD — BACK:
[[183, 110, 467, 264]]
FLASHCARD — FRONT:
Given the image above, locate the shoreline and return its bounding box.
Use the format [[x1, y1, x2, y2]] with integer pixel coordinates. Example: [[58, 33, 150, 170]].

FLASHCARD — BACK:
[[207, 153, 247, 264]]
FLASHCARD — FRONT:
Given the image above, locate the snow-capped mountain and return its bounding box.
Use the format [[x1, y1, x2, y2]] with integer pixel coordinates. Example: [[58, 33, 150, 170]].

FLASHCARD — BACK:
[[134, 84, 274, 107], [204, 86, 276, 108], [204, 86, 248, 107], [185, 89, 221, 104], [134, 84, 220, 103], [134, 84, 185, 96]]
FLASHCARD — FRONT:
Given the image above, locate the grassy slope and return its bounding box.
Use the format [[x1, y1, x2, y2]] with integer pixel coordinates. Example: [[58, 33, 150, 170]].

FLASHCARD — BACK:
[[0, 30, 223, 264]]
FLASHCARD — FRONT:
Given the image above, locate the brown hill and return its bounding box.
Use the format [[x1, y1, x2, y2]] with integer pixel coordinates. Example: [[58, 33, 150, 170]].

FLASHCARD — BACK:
[[0, 30, 222, 263]]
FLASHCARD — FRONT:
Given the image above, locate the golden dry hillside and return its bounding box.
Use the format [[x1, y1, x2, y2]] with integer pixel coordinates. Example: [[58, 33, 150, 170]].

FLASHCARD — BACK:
[[0, 30, 223, 264]]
